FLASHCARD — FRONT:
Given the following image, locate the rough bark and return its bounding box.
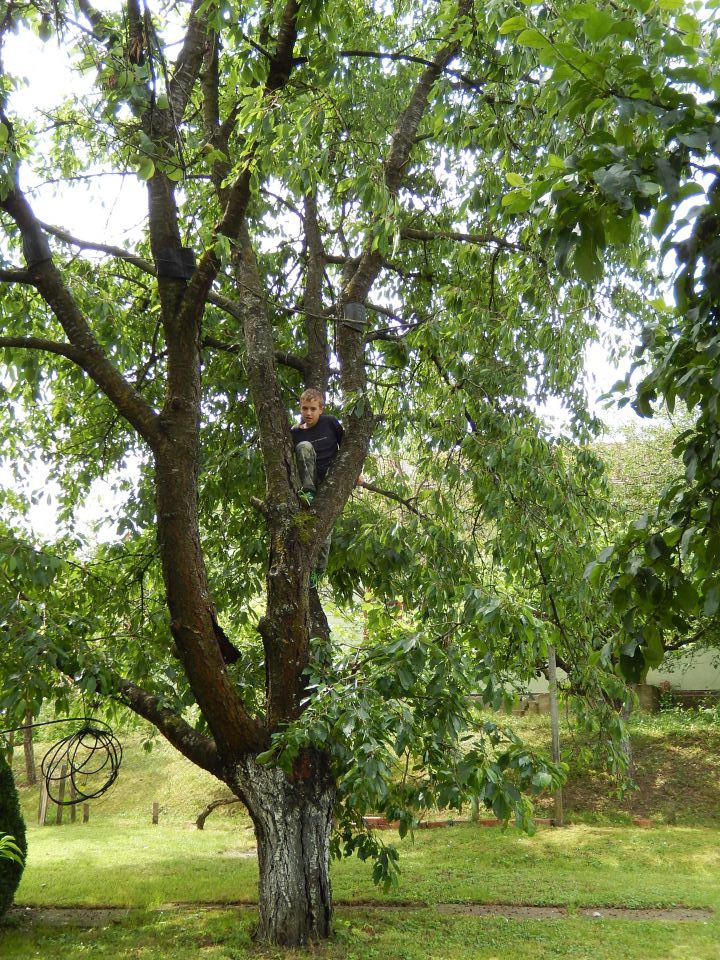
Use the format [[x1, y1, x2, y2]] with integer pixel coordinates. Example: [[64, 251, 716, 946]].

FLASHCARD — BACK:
[[302, 193, 329, 393], [153, 440, 265, 756], [231, 754, 335, 945]]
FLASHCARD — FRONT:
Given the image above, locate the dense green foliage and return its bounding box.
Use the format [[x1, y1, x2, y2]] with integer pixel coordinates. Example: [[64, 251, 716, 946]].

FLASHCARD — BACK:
[[0, 751, 26, 919], [0, 1, 719, 936], [568, 6, 720, 681]]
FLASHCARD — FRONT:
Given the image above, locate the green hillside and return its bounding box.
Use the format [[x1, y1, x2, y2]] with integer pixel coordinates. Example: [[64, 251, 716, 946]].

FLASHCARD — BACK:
[[9, 709, 720, 829]]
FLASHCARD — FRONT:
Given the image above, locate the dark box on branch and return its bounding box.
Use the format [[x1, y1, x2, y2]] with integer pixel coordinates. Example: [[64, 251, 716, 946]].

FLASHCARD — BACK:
[[342, 301, 367, 331], [156, 247, 196, 279]]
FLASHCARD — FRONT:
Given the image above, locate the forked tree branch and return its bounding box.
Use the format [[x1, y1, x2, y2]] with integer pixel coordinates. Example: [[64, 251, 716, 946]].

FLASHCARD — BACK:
[[358, 480, 428, 519]]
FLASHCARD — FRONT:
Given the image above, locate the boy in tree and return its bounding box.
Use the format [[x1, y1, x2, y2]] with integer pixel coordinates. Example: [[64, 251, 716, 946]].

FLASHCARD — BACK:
[[291, 388, 344, 586]]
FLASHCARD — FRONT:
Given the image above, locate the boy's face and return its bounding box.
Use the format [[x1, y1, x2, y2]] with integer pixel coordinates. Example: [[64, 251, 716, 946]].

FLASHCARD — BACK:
[[300, 398, 324, 428]]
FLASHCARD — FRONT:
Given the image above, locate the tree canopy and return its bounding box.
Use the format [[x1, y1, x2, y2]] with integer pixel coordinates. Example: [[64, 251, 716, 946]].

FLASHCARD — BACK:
[[1, 0, 719, 946]]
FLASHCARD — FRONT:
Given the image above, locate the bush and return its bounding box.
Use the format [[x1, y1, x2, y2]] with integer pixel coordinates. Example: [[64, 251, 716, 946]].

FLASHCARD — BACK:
[[0, 750, 26, 918]]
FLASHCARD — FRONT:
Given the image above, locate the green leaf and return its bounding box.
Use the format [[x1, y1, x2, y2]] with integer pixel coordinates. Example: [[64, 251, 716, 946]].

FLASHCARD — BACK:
[[501, 189, 532, 213], [703, 584, 719, 617], [499, 15, 527, 34], [573, 228, 603, 283], [135, 157, 155, 181], [584, 10, 615, 41], [516, 29, 550, 49]]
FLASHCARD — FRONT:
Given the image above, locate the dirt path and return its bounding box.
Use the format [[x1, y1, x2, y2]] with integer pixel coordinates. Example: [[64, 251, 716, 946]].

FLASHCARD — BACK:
[[4, 902, 713, 928]]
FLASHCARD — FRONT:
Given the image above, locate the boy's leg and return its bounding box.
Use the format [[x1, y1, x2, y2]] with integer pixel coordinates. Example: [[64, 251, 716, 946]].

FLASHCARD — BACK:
[[295, 441, 317, 495], [315, 531, 332, 577]]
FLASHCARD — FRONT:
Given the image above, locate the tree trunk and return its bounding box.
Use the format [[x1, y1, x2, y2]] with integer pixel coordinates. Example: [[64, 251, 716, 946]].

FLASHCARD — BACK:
[[23, 710, 37, 786], [231, 754, 335, 946]]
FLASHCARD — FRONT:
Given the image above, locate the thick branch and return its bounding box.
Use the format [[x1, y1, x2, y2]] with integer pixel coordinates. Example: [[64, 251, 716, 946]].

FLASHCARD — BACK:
[[236, 223, 297, 506], [199, 32, 231, 199], [0, 268, 31, 282], [0, 188, 162, 448], [141, 4, 214, 323], [342, 0, 472, 309], [0, 335, 84, 362], [169, 0, 213, 120], [116, 677, 223, 778], [77, 0, 112, 38], [302, 192, 329, 391], [266, 0, 300, 90]]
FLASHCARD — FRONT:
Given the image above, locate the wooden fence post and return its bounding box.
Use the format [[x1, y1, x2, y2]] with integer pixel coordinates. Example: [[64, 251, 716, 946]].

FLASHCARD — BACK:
[[152, 801, 159, 825], [38, 780, 48, 827], [83, 803, 90, 823], [70, 781, 77, 823], [55, 764, 67, 825]]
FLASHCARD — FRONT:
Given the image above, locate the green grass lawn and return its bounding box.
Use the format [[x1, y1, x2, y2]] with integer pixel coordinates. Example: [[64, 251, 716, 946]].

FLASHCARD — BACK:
[[4, 906, 720, 960], [3, 821, 719, 959], [3, 711, 720, 958]]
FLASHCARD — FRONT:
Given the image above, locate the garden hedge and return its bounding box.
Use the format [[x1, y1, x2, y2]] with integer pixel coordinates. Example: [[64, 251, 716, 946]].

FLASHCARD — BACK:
[[0, 749, 26, 918]]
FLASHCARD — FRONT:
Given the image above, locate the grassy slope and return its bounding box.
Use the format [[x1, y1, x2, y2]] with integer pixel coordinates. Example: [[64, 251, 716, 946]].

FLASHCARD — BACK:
[[12, 711, 720, 828], [502, 711, 720, 825]]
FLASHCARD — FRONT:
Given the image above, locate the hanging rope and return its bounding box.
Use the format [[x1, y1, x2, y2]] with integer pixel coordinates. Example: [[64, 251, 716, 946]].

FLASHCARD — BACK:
[[1, 717, 123, 805]]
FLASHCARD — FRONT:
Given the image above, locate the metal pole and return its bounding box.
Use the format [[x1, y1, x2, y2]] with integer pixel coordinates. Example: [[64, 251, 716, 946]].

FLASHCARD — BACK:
[[547, 644, 564, 826]]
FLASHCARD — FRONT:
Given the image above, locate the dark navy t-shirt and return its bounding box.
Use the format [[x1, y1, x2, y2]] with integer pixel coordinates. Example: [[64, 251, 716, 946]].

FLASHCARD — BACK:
[[291, 414, 344, 479]]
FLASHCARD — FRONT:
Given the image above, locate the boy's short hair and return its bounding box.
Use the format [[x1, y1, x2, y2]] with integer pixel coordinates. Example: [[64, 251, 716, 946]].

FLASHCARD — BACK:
[[300, 388, 325, 406]]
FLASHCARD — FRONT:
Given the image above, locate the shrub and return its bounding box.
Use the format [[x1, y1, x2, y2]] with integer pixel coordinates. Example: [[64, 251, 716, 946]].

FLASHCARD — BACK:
[[0, 750, 26, 918]]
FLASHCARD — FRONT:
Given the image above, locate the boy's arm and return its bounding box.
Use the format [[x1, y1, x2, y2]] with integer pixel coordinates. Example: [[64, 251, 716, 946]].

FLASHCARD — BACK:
[[335, 418, 345, 446]]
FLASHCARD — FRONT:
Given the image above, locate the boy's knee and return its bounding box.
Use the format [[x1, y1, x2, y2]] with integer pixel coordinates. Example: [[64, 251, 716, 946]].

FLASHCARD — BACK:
[[295, 441, 315, 460]]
